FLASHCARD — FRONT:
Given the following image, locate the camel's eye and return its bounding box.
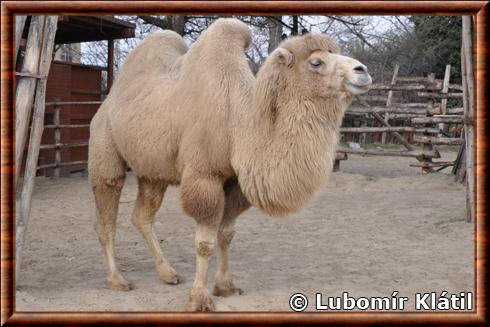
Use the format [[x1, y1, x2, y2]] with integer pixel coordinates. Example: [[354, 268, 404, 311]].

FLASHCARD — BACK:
[[310, 59, 323, 68]]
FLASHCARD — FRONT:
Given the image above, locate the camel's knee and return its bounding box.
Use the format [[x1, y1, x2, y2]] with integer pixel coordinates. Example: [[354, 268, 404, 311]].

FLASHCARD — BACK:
[[92, 176, 125, 240], [131, 178, 165, 229], [196, 240, 216, 258], [195, 223, 219, 258], [181, 176, 224, 224], [91, 176, 125, 196]]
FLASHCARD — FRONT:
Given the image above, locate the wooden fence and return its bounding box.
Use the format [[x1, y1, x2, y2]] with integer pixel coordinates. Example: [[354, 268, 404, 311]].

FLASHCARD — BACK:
[[36, 100, 101, 176], [335, 64, 464, 173]]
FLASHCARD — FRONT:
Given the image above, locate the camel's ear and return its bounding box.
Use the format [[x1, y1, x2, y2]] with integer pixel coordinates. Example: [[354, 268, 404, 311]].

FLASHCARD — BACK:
[[274, 48, 294, 67]]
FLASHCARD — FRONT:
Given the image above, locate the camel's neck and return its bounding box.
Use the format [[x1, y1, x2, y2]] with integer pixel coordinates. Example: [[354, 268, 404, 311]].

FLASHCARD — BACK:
[[233, 82, 350, 216]]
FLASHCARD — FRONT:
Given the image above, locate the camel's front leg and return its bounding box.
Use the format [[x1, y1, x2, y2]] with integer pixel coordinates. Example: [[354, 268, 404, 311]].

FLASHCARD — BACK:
[[213, 181, 250, 297], [181, 173, 225, 311]]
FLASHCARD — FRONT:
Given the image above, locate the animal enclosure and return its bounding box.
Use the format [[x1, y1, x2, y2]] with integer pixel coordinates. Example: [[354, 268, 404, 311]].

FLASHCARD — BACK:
[[11, 13, 477, 315]]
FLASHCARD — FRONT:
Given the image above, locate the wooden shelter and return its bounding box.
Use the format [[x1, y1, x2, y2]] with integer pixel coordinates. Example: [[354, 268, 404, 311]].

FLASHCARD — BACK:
[[17, 16, 135, 176], [15, 16, 135, 277], [20, 16, 134, 89]]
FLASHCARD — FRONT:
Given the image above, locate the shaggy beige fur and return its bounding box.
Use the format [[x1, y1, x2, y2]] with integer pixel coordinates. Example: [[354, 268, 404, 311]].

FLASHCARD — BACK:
[[88, 18, 371, 311]]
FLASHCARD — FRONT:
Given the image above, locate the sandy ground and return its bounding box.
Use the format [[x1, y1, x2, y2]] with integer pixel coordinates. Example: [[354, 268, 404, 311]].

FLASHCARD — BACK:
[[16, 151, 474, 312]]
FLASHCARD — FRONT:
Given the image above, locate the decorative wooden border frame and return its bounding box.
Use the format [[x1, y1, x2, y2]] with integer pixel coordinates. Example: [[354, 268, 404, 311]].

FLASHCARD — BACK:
[[1, 1, 488, 325]]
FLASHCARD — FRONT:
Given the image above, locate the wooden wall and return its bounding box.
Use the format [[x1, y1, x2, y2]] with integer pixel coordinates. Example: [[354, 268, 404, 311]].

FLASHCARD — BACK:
[[39, 61, 102, 176]]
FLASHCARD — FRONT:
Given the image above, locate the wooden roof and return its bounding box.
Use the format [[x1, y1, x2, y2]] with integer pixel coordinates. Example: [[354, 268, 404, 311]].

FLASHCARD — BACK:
[[23, 16, 135, 44]]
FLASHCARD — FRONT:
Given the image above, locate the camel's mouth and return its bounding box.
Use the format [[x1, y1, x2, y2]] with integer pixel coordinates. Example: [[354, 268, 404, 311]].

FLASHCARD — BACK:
[[345, 77, 372, 95]]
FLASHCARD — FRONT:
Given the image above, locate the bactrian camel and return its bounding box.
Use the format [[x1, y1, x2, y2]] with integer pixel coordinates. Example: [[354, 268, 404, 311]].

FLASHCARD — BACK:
[[88, 18, 372, 311]]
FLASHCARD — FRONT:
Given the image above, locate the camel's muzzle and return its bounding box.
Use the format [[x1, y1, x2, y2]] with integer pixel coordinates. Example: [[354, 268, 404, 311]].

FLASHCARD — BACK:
[[345, 68, 372, 95]]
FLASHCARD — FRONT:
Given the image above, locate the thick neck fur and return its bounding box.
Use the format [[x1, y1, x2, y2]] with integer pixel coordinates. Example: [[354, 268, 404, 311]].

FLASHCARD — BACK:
[[233, 64, 351, 216]]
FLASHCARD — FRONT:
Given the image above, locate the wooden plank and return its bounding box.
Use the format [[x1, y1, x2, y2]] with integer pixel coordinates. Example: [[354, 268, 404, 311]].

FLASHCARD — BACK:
[[337, 147, 440, 159], [410, 161, 455, 168], [107, 38, 114, 91], [447, 107, 464, 114], [15, 16, 45, 184], [16, 16, 58, 279], [412, 116, 464, 124], [369, 83, 462, 92], [335, 152, 347, 161], [340, 127, 439, 133], [14, 15, 27, 63], [396, 76, 441, 83], [393, 103, 432, 108], [358, 95, 388, 102], [371, 84, 425, 91], [417, 92, 463, 99], [53, 101, 61, 177], [439, 64, 451, 131], [45, 101, 103, 106], [44, 124, 91, 129], [421, 73, 438, 173], [413, 135, 464, 145], [462, 16, 475, 222], [40, 141, 88, 150], [448, 84, 463, 91], [382, 64, 399, 144], [37, 160, 88, 170], [347, 106, 441, 115]]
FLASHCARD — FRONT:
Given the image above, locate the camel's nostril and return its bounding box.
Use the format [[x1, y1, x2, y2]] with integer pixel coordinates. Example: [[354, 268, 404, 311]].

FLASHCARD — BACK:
[[353, 65, 367, 73]]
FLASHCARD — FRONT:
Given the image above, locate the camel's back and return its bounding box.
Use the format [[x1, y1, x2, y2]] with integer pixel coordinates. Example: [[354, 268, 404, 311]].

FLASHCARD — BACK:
[[112, 31, 188, 89]]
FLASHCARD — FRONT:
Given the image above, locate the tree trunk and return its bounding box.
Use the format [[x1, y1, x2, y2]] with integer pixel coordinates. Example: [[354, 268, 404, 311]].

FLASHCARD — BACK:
[[291, 16, 299, 36], [267, 17, 283, 54]]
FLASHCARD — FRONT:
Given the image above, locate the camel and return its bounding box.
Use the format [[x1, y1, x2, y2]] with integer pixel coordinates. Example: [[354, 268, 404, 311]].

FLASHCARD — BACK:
[[88, 18, 371, 311]]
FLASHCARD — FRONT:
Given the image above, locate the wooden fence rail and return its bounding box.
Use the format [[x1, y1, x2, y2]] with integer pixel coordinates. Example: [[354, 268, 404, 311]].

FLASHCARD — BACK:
[[37, 99, 97, 177]]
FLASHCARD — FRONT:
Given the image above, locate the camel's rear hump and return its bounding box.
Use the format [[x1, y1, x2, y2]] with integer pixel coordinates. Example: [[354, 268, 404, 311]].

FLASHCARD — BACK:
[[117, 30, 188, 80]]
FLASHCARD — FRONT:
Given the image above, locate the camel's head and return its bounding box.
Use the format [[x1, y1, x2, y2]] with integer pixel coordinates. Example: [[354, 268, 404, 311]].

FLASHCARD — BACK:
[[270, 34, 372, 98]]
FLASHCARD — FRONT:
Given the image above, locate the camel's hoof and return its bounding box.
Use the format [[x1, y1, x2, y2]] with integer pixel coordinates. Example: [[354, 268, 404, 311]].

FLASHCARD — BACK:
[[160, 272, 182, 285], [187, 289, 215, 311], [108, 279, 134, 291], [159, 268, 183, 285], [213, 284, 243, 297]]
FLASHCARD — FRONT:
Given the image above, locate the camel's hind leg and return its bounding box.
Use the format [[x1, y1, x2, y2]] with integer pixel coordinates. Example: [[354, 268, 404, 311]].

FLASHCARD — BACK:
[[89, 112, 132, 291], [131, 177, 181, 284], [92, 175, 132, 291], [213, 179, 250, 297]]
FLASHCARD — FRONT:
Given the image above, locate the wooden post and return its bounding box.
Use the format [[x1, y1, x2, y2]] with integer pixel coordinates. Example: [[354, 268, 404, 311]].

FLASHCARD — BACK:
[[356, 96, 414, 151], [15, 15, 27, 63], [15, 16, 45, 185], [53, 99, 61, 177], [16, 16, 58, 279], [359, 115, 367, 144], [462, 16, 475, 222], [439, 64, 451, 132], [382, 64, 399, 144], [107, 39, 114, 92], [418, 73, 436, 173]]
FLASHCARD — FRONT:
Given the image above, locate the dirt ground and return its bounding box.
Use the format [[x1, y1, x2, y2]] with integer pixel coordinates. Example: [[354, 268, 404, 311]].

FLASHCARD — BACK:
[[16, 150, 474, 312]]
